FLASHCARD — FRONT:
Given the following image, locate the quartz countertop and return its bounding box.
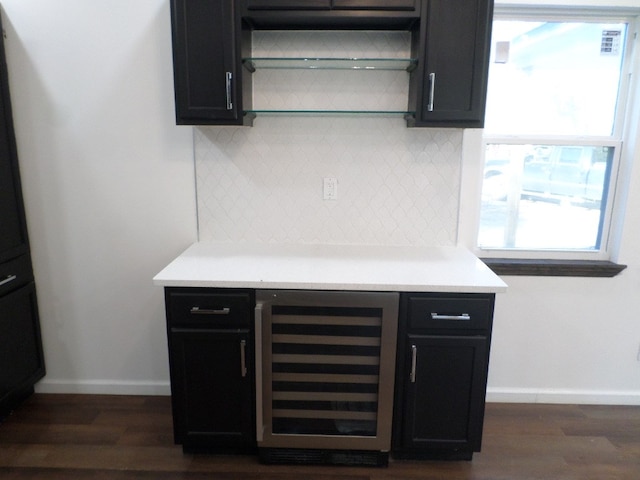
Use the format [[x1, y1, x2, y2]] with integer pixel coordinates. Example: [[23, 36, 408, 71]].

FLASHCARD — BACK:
[[153, 243, 507, 293]]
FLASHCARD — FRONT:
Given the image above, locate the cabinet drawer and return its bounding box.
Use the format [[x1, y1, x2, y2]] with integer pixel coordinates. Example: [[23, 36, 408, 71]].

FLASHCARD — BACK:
[[166, 289, 252, 328], [407, 295, 493, 331], [0, 255, 33, 297]]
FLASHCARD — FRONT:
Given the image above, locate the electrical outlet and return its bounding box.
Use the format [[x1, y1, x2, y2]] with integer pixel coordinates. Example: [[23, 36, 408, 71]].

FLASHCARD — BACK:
[[323, 177, 338, 200]]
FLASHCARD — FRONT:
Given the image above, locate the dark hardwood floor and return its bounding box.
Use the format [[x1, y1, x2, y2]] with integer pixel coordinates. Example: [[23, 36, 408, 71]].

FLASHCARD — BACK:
[[0, 394, 639, 479]]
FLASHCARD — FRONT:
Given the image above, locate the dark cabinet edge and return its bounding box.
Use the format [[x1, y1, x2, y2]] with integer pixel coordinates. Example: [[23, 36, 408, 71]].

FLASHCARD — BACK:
[[0, 282, 46, 419], [481, 258, 627, 278]]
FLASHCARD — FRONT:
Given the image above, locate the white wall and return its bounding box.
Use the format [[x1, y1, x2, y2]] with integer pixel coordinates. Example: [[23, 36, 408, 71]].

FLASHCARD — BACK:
[[465, 2, 640, 404], [3, 0, 640, 403], [2, 0, 197, 394]]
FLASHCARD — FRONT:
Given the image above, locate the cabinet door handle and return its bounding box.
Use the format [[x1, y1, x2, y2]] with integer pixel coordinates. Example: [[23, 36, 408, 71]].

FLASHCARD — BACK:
[[0, 274, 17, 287], [240, 339, 247, 378], [190, 307, 230, 315], [427, 72, 436, 112], [225, 71, 233, 110], [431, 312, 471, 321], [254, 303, 264, 442], [410, 344, 417, 383]]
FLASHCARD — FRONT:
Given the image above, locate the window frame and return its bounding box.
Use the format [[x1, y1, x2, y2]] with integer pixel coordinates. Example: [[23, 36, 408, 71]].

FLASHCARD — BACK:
[[467, 5, 640, 275]]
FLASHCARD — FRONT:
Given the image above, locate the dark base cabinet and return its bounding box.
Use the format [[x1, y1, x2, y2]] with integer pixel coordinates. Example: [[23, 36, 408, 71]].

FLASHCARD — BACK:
[[163, 287, 496, 461], [165, 288, 256, 453], [0, 9, 45, 419], [0, 282, 45, 418], [392, 293, 495, 460]]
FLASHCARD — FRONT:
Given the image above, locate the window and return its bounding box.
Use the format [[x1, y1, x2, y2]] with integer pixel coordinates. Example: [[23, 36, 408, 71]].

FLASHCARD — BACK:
[[476, 10, 637, 272]]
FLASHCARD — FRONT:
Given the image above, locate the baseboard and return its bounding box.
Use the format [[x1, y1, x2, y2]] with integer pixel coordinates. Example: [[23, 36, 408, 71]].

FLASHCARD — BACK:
[[487, 387, 640, 405], [34, 379, 171, 396], [33, 381, 640, 405]]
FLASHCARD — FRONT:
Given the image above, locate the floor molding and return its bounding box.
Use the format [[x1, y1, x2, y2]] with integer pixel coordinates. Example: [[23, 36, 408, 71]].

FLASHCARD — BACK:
[[35, 379, 171, 396], [35, 381, 640, 405], [487, 387, 640, 405]]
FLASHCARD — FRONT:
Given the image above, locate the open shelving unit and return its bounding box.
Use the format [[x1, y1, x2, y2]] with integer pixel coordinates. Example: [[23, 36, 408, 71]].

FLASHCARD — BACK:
[[243, 52, 417, 117]]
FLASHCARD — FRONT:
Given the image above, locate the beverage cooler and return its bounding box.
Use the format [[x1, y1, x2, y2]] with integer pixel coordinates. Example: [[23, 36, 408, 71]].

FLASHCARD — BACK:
[[254, 290, 399, 466]]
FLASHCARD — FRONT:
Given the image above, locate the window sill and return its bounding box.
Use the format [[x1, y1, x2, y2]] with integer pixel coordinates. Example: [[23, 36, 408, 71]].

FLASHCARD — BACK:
[[481, 258, 627, 277]]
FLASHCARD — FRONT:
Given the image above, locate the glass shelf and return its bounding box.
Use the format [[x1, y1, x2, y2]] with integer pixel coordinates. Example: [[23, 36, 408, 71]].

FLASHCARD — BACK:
[[245, 110, 415, 117], [243, 57, 418, 72]]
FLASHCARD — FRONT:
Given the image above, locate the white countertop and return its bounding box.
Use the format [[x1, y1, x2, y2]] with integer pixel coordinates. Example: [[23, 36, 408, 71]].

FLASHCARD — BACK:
[[153, 243, 507, 293]]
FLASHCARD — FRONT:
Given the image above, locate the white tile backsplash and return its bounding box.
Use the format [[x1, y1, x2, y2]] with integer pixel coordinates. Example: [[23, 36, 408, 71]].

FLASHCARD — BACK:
[[194, 31, 462, 247]]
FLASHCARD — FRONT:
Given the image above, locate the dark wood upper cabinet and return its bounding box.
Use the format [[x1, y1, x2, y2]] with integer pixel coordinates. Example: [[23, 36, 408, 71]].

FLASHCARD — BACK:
[[170, 0, 493, 127], [409, 0, 493, 127], [171, 0, 250, 125]]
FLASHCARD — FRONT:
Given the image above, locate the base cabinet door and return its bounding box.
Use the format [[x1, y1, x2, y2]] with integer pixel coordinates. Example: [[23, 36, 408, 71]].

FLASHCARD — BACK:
[[169, 328, 255, 452], [0, 283, 45, 416], [393, 292, 494, 460], [400, 335, 487, 457]]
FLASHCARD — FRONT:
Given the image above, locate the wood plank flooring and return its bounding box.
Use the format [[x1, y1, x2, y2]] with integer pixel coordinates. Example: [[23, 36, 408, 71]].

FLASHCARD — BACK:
[[0, 394, 638, 479]]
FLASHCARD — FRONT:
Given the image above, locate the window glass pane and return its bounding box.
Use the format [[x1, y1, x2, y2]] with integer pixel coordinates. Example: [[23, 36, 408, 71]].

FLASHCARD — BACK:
[[484, 21, 627, 136], [478, 144, 613, 250]]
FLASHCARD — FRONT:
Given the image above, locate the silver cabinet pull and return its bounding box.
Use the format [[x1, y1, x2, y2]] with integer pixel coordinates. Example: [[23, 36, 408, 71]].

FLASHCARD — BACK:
[[427, 72, 436, 112], [225, 71, 233, 110], [431, 312, 471, 321], [0, 275, 17, 287], [240, 339, 247, 378], [190, 307, 231, 315], [410, 344, 417, 383], [254, 303, 264, 442]]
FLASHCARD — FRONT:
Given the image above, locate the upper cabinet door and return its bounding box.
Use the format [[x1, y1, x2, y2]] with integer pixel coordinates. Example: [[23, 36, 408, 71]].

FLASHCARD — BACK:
[[414, 0, 493, 127], [0, 32, 28, 262], [171, 0, 243, 125]]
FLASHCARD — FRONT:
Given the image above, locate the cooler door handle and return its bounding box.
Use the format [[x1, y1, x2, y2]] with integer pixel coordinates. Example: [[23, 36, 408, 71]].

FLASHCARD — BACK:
[[254, 302, 264, 442]]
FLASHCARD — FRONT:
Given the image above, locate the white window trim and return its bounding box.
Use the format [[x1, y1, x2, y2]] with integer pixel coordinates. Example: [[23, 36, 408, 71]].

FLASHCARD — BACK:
[[460, 6, 640, 264]]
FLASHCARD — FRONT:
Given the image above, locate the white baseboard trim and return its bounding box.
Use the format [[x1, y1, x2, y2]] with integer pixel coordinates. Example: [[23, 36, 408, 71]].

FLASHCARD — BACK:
[[35, 379, 171, 396], [33, 381, 640, 405], [487, 387, 640, 405]]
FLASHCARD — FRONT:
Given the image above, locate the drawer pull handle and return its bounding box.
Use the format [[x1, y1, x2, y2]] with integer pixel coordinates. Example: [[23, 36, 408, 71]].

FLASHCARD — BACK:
[[240, 339, 247, 378], [190, 307, 231, 315], [431, 312, 471, 321], [0, 274, 17, 287], [410, 344, 417, 383]]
